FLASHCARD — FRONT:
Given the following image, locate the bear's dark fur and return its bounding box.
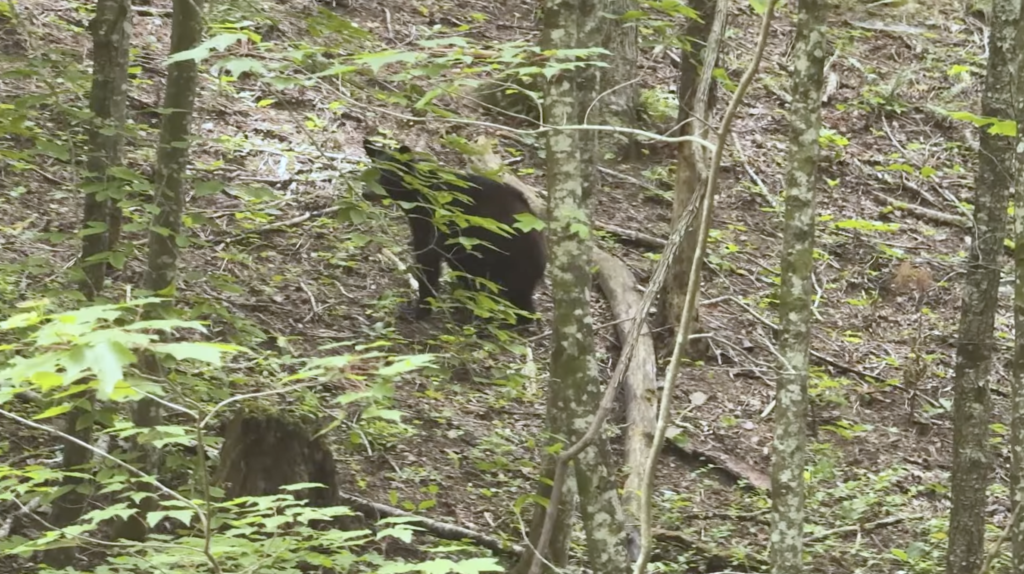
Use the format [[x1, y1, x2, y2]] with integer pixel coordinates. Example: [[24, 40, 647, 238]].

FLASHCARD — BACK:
[[363, 138, 546, 325]]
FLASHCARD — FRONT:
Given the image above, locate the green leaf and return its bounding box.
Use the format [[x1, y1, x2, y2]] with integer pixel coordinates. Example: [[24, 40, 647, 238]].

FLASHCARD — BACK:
[[569, 222, 590, 238], [989, 119, 1016, 136], [165, 33, 247, 65], [33, 403, 73, 420], [311, 64, 358, 78], [154, 342, 240, 365], [109, 252, 126, 270], [748, 0, 768, 14], [377, 354, 435, 376], [146, 510, 195, 528], [194, 180, 225, 196], [376, 526, 415, 543], [85, 341, 133, 400], [414, 87, 445, 109], [123, 319, 207, 333], [512, 212, 545, 232], [354, 50, 422, 74], [36, 139, 69, 160], [362, 407, 403, 421], [1, 311, 40, 329], [214, 57, 269, 78], [107, 166, 146, 181]]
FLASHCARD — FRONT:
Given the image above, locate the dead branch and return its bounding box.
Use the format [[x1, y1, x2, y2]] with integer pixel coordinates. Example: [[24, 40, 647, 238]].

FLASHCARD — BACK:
[[335, 490, 523, 556], [666, 440, 770, 491], [592, 250, 658, 519], [211, 206, 343, 246], [596, 223, 666, 248], [803, 513, 927, 543], [870, 191, 971, 228]]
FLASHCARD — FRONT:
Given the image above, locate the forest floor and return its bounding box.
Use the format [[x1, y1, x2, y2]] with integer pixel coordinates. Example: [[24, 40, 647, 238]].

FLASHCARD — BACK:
[[0, 0, 1003, 572]]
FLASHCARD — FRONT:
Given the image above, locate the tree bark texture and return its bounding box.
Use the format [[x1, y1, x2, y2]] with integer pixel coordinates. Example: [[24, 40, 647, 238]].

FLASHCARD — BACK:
[[597, 0, 639, 157], [1011, 5, 1024, 572], [577, 0, 603, 201], [517, 0, 632, 572], [145, 0, 202, 296], [78, 0, 132, 300], [515, 0, 584, 571], [768, 1, 827, 574], [1013, 1, 1024, 564], [948, 1, 1016, 572], [573, 2, 633, 568], [514, 459, 577, 574], [43, 398, 97, 568], [114, 0, 204, 543], [45, 1, 132, 567], [657, 0, 724, 343]]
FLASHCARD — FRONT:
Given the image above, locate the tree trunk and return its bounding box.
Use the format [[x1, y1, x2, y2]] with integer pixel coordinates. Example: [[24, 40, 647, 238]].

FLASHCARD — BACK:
[[515, 0, 632, 572], [44, 0, 132, 567], [577, 0, 603, 201], [767, 1, 827, 573], [114, 0, 204, 542], [1013, 2, 1024, 567], [598, 0, 639, 158], [78, 0, 131, 300], [572, 3, 632, 572], [514, 0, 583, 568], [947, 1, 1016, 572], [656, 0, 725, 349]]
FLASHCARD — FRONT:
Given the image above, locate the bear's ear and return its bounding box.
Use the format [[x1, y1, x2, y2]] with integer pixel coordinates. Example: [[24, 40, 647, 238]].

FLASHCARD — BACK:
[[397, 145, 412, 156]]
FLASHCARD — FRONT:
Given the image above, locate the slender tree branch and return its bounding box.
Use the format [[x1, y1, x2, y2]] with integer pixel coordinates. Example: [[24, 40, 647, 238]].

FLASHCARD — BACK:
[[632, 3, 779, 573]]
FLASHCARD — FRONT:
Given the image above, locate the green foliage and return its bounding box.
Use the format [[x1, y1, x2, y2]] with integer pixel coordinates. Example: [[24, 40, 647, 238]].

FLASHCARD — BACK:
[[639, 87, 678, 126], [0, 299, 479, 572]]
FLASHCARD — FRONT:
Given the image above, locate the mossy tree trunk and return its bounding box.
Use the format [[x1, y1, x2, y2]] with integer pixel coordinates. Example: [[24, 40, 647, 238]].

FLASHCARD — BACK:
[[577, 0, 602, 200], [597, 0, 639, 158], [767, 1, 827, 573], [516, 0, 583, 570], [947, 0, 1016, 572], [573, 0, 633, 571], [656, 0, 724, 348], [1013, 1, 1024, 567], [44, 0, 132, 567], [115, 0, 204, 542], [516, 0, 631, 572]]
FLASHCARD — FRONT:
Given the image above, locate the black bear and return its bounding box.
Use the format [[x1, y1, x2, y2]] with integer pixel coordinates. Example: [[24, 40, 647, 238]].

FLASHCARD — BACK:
[[363, 138, 546, 325]]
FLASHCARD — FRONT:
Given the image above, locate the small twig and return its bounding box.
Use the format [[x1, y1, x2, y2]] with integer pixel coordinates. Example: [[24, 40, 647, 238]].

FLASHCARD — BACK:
[[979, 500, 1023, 574], [299, 280, 320, 322], [870, 191, 971, 228], [337, 93, 715, 150], [597, 166, 665, 196], [804, 514, 927, 543], [730, 133, 775, 207], [210, 206, 342, 246]]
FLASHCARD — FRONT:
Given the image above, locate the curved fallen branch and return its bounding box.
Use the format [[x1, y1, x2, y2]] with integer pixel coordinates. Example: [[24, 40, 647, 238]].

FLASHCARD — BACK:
[[591, 250, 658, 517]]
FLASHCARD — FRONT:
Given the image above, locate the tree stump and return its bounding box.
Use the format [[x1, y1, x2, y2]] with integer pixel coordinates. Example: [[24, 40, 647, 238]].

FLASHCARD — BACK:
[[215, 410, 343, 510]]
